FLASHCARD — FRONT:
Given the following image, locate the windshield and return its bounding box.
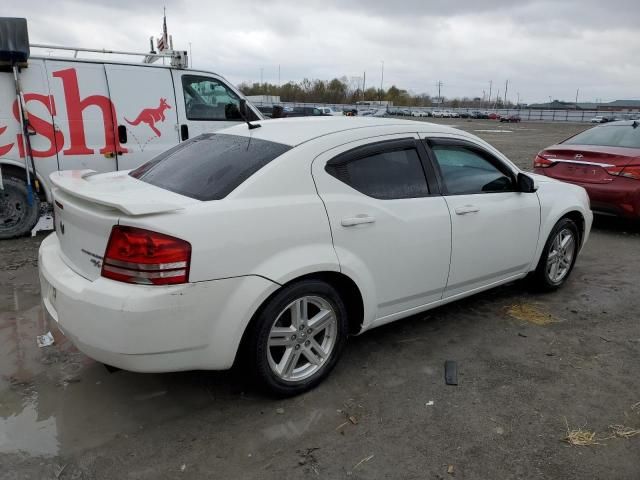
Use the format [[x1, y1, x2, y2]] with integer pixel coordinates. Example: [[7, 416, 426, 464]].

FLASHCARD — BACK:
[[130, 134, 291, 200], [564, 124, 640, 148]]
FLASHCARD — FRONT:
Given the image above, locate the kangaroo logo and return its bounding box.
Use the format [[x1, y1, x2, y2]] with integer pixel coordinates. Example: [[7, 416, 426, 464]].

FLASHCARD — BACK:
[[125, 98, 171, 137]]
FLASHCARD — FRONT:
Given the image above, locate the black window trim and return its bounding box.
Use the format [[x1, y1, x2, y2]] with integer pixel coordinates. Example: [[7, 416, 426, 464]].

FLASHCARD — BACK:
[[423, 137, 518, 196], [181, 74, 242, 122], [325, 137, 440, 199]]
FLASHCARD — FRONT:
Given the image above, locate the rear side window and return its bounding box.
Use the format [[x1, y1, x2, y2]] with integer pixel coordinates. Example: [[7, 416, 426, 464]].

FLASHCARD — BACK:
[[326, 147, 429, 199], [564, 125, 640, 148], [130, 134, 291, 200]]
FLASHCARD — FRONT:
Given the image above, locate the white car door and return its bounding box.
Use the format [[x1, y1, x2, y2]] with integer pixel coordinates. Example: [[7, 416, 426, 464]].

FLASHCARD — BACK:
[[171, 71, 249, 141], [104, 64, 180, 170], [312, 135, 452, 322], [422, 136, 541, 297]]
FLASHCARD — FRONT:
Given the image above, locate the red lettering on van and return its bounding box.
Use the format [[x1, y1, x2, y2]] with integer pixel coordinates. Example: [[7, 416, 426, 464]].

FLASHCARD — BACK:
[[52, 68, 128, 155], [12, 94, 64, 158], [0, 126, 12, 157]]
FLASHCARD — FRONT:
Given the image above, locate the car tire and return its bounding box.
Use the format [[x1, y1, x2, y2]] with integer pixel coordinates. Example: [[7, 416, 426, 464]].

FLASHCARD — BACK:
[[249, 279, 348, 396], [532, 218, 580, 290], [0, 176, 41, 240]]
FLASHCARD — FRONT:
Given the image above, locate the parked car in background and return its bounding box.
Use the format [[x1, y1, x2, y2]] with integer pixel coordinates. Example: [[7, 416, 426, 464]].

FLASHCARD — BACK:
[[500, 115, 521, 123], [471, 111, 488, 119], [449, 111, 460, 118], [459, 112, 471, 118], [432, 110, 445, 118], [40, 117, 592, 396], [533, 120, 640, 219], [590, 116, 606, 123], [411, 110, 429, 117], [316, 106, 343, 116], [488, 112, 501, 120], [286, 106, 328, 117]]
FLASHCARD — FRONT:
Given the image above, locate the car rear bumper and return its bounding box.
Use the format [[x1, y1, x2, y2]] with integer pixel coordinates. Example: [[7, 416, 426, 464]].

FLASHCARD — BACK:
[[534, 169, 640, 219], [38, 233, 279, 372]]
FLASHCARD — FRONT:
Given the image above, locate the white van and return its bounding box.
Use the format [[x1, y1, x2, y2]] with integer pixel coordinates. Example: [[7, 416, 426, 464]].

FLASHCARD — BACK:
[[0, 20, 262, 238]]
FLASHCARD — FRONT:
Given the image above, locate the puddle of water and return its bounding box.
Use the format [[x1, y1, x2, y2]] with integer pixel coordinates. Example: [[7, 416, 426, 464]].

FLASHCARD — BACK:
[[0, 287, 220, 458]]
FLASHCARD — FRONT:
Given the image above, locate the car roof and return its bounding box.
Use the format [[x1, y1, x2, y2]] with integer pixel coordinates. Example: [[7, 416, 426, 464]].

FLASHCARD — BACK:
[[216, 117, 461, 146]]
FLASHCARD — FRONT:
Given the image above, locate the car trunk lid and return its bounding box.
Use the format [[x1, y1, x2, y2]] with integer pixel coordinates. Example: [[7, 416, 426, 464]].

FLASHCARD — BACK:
[[50, 170, 198, 280], [539, 145, 640, 184]]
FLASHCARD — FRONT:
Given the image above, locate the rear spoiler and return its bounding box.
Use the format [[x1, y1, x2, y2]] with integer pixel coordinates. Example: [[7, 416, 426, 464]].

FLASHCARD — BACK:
[[49, 170, 196, 215]]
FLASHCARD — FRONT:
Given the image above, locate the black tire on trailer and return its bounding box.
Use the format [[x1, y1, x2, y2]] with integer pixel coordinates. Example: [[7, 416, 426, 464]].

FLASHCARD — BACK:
[[0, 176, 41, 240]]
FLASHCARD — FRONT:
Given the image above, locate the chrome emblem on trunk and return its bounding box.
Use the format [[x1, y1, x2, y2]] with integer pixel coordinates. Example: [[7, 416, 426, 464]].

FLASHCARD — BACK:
[[574, 154, 584, 159]]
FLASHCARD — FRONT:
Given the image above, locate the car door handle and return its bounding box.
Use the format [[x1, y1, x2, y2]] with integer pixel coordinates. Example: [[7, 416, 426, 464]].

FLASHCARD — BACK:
[[454, 205, 480, 215], [341, 215, 376, 227]]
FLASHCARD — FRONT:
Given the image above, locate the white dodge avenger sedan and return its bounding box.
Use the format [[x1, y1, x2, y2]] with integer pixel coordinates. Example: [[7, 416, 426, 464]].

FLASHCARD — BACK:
[[39, 117, 592, 395]]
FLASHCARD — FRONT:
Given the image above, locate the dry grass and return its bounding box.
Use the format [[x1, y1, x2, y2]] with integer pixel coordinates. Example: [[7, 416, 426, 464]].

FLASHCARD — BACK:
[[506, 303, 555, 325], [607, 424, 640, 439], [562, 418, 601, 446]]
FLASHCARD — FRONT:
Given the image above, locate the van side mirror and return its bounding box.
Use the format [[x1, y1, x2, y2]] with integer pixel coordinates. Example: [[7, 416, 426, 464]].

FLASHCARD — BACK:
[[517, 173, 537, 193]]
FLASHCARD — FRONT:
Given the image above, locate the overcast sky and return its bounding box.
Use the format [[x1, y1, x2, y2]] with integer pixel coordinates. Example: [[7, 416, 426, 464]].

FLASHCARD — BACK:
[[7, 0, 640, 103]]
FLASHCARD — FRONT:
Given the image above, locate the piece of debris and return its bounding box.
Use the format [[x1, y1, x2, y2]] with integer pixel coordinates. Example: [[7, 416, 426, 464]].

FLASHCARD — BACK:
[[276, 407, 285, 414], [445, 360, 458, 386], [54, 464, 67, 479], [335, 421, 350, 431], [353, 454, 374, 470], [447, 464, 455, 475], [425, 400, 435, 406], [517, 332, 528, 338], [599, 336, 612, 343], [506, 303, 555, 325], [608, 424, 640, 439], [631, 401, 640, 411], [348, 415, 358, 425], [562, 418, 601, 446], [36, 331, 55, 348], [180, 464, 186, 472]]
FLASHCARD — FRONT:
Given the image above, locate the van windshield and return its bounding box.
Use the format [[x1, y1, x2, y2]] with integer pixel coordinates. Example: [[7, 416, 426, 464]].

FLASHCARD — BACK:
[[130, 134, 291, 200]]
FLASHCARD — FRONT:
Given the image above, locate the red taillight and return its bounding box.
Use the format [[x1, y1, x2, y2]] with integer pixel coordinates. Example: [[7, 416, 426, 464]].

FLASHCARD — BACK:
[[101, 226, 191, 285], [533, 154, 554, 168], [606, 165, 640, 180]]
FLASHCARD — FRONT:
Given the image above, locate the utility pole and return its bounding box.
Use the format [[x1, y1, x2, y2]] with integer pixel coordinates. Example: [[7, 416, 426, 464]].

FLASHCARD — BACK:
[[260, 67, 263, 85], [575, 88, 579, 106], [189, 42, 192, 68], [517, 92, 520, 106], [504, 80, 508, 106], [495, 90, 500, 109], [488, 80, 493, 108], [278, 64, 281, 87], [436, 80, 443, 104], [379, 60, 384, 105], [363, 71, 366, 102]]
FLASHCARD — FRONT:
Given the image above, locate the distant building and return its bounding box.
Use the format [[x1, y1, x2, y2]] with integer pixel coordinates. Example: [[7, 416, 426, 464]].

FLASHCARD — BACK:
[[529, 99, 640, 112], [246, 95, 281, 104]]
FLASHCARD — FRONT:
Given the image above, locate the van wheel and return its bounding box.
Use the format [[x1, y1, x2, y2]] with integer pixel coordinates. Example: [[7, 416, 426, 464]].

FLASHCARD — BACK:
[[532, 218, 579, 290], [250, 280, 348, 396], [0, 176, 41, 240]]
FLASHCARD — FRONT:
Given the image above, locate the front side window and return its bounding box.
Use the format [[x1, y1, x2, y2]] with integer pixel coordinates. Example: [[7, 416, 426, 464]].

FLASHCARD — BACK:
[[326, 147, 429, 199], [182, 75, 242, 121], [130, 134, 291, 200], [431, 144, 514, 195]]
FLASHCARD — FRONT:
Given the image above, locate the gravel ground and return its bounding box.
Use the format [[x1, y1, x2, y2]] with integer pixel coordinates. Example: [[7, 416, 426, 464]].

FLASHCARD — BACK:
[[1, 120, 639, 480]]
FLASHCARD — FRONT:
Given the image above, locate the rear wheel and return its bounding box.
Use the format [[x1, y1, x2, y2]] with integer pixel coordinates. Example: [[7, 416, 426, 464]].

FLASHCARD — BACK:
[[250, 280, 348, 396], [532, 218, 579, 290], [0, 176, 40, 240]]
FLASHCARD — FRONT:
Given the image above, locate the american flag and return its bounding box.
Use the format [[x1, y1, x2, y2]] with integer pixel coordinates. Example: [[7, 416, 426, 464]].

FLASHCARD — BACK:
[[157, 11, 168, 51]]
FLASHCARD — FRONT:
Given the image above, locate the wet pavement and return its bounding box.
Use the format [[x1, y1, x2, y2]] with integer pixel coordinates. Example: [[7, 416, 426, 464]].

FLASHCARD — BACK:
[[1, 122, 640, 479]]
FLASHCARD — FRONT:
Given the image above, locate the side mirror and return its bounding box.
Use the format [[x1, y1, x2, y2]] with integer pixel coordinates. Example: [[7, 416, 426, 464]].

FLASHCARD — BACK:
[[517, 172, 538, 193]]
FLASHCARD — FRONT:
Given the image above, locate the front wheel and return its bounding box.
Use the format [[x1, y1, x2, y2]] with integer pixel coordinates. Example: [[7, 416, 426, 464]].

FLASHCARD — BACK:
[[0, 176, 41, 240], [250, 280, 348, 396], [532, 218, 580, 290]]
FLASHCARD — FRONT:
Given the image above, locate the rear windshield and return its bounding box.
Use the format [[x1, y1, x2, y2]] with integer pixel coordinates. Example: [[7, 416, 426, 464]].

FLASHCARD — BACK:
[[130, 134, 291, 200], [564, 124, 640, 148]]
